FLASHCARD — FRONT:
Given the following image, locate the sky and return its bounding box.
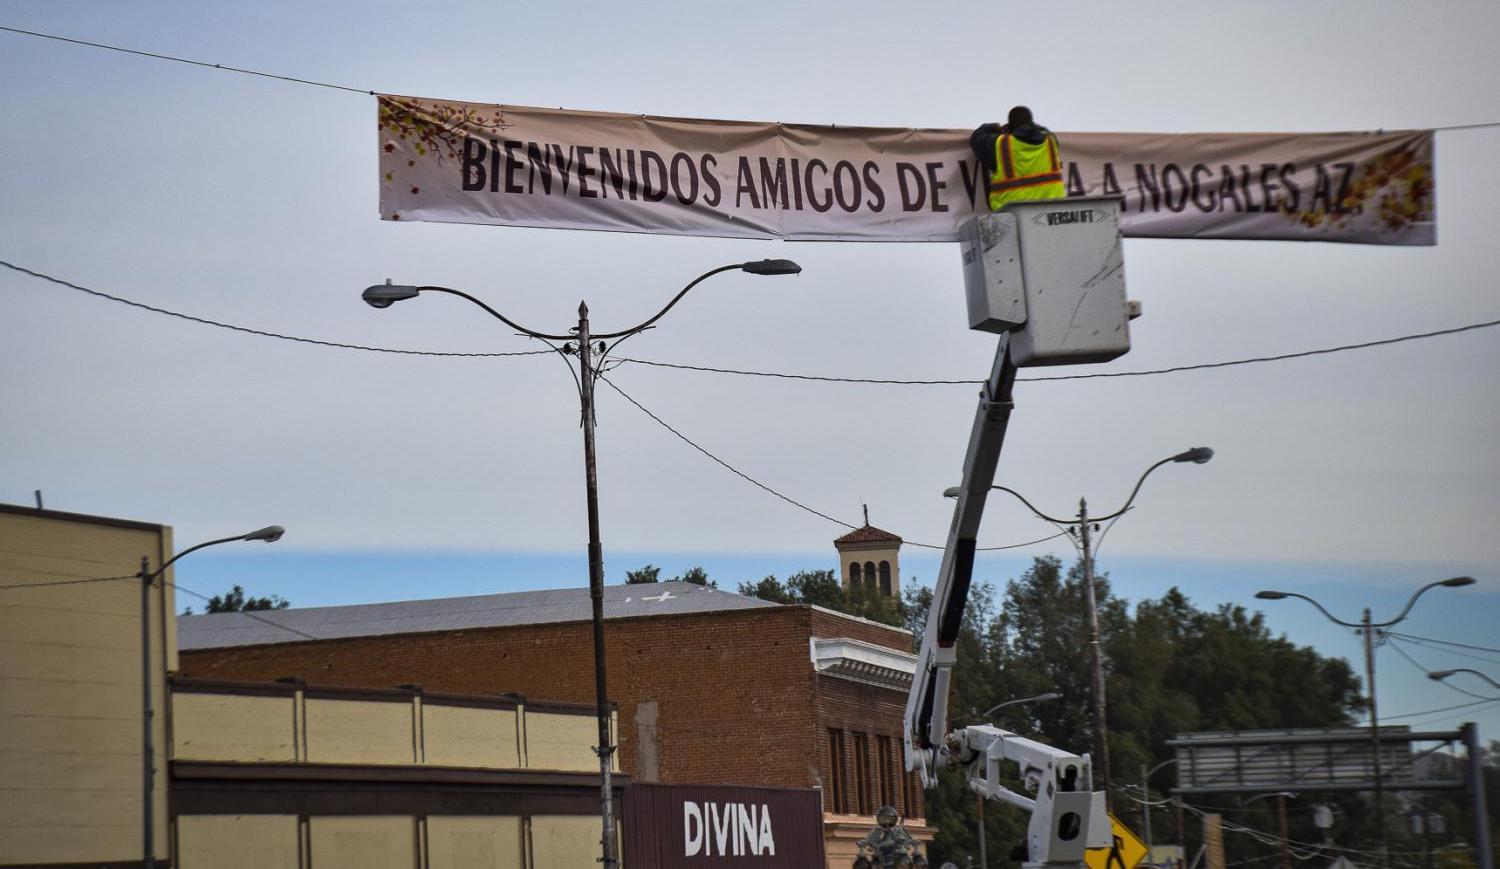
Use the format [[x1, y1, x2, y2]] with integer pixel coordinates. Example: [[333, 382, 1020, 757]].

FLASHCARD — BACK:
[[2, 1, 1497, 741]]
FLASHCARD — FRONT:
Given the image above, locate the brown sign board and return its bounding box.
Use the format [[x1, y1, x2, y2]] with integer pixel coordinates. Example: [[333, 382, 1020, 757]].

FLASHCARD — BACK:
[[623, 782, 827, 868]]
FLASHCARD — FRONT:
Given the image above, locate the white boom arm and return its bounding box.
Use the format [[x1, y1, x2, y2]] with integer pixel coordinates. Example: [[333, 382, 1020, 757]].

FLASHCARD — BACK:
[[901, 332, 1106, 869]]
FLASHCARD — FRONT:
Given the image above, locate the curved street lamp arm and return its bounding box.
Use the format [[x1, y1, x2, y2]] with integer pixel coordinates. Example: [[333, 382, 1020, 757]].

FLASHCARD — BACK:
[[989, 485, 1075, 525], [1275, 591, 1363, 628], [1089, 457, 1175, 522], [1430, 668, 1500, 691], [416, 286, 574, 341], [1375, 578, 1471, 627], [590, 264, 744, 340]]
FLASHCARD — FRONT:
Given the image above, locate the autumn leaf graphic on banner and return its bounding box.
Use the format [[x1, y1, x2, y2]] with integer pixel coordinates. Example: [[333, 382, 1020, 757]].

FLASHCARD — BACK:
[[379, 96, 509, 219], [1290, 145, 1433, 234]]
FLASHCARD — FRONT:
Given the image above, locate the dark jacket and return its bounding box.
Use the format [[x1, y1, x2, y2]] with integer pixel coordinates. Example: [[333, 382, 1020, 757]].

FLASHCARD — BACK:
[[969, 122, 1052, 174]]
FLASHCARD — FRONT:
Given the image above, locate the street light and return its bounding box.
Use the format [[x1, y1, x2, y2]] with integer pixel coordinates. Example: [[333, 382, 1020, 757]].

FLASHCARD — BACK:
[[1428, 668, 1500, 691], [140, 525, 283, 866], [362, 261, 800, 869], [986, 446, 1214, 808], [1254, 576, 1474, 869]]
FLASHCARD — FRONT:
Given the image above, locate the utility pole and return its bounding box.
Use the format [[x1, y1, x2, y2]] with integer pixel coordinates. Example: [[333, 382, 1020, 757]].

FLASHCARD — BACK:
[[1463, 722, 1494, 869], [1079, 496, 1110, 807], [139, 555, 154, 869], [1277, 794, 1291, 869], [577, 302, 618, 869], [1363, 607, 1386, 869], [1142, 762, 1153, 865]]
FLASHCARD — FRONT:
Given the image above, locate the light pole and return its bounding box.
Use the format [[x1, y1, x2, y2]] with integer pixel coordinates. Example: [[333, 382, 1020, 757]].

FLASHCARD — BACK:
[[988, 446, 1214, 808], [969, 691, 1060, 868], [1242, 791, 1296, 869], [1255, 576, 1475, 869], [363, 259, 801, 869], [1429, 668, 1500, 691], [1137, 757, 1181, 864], [141, 524, 283, 867]]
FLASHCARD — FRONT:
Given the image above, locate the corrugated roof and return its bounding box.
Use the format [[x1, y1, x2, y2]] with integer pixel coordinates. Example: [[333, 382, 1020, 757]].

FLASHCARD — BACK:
[[833, 524, 903, 545], [178, 581, 780, 651]]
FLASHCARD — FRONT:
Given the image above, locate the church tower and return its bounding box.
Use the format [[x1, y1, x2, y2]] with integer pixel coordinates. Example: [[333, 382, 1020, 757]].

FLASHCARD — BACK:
[[834, 507, 903, 600]]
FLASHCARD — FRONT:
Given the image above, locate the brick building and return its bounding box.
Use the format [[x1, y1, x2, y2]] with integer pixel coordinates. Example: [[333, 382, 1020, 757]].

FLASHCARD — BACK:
[[178, 542, 930, 865]]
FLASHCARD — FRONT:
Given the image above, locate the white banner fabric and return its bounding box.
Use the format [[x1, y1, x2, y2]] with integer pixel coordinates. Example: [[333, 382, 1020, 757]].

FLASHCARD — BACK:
[[378, 95, 1435, 246]]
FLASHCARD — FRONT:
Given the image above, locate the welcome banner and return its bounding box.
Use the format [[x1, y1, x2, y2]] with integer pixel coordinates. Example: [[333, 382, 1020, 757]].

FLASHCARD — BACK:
[[378, 95, 1435, 246]]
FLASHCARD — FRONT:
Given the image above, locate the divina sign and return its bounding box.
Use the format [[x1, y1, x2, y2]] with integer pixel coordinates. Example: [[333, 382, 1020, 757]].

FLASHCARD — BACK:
[[623, 783, 827, 868], [683, 800, 776, 857]]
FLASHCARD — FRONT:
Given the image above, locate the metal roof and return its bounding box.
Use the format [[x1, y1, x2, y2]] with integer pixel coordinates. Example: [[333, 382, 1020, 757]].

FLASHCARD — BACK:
[[178, 581, 781, 650]]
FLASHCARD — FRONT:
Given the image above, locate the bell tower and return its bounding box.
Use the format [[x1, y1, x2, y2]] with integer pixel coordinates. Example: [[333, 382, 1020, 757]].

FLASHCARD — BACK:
[[834, 506, 903, 600]]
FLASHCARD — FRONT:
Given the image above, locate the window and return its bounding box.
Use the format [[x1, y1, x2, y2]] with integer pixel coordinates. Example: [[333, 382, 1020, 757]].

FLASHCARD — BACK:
[[853, 733, 871, 815], [828, 730, 847, 813], [879, 561, 892, 596], [904, 771, 922, 819], [877, 735, 894, 808], [849, 562, 862, 587], [864, 561, 877, 590]]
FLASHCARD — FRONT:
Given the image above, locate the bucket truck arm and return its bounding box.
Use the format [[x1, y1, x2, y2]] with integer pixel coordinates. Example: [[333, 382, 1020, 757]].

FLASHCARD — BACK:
[[903, 199, 1133, 869], [900, 332, 1104, 869]]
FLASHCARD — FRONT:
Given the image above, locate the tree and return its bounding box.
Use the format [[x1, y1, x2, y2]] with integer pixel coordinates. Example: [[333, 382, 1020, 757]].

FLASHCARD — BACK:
[[625, 564, 661, 584], [670, 566, 714, 588], [203, 585, 289, 613], [738, 569, 906, 628]]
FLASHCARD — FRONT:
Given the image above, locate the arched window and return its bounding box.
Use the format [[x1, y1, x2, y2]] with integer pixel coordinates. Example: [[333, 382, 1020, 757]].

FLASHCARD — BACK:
[[849, 562, 862, 587], [864, 561, 877, 590], [879, 561, 892, 596]]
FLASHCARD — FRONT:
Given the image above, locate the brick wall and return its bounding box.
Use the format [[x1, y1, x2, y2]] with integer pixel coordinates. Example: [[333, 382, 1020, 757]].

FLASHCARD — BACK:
[[180, 602, 922, 818], [813, 674, 922, 820]]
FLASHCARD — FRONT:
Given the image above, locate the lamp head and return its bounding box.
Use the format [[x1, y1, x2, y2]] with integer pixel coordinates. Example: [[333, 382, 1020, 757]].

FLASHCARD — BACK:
[[942, 486, 961, 499], [1255, 590, 1289, 600], [363, 280, 421, 309], [1440, 576, 1476, 588], [1035, 692, 1062, 702], [1428, 670, 1458, 681], [741, 259, 802, 276], [242, 525, 285, 543], [1173, 446, 1215, 464]]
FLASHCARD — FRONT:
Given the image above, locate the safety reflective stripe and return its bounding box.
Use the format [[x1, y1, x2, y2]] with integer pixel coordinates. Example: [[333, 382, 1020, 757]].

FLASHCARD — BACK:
[[997, 133, 1014, 179], [987, 172, 1064, 193], [1046, 135, 1059, 172]]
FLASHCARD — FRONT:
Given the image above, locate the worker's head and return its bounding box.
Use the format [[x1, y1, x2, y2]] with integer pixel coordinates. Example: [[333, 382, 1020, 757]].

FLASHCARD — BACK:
[[877, 805, 899, 827], [1007, 105, 1034, 127]]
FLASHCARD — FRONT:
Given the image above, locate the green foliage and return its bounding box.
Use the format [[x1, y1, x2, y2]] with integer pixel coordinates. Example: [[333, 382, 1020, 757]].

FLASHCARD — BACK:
[[738, 569, 906, 628], [625, 564, 661, 584], [671, 566, 715, 588], [920, 555, 1366, 868], [203, 584, 289, 613]]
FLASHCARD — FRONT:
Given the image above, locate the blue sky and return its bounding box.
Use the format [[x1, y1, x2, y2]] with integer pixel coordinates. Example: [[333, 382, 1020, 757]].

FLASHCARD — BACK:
[[3, 0, 1497, 754]]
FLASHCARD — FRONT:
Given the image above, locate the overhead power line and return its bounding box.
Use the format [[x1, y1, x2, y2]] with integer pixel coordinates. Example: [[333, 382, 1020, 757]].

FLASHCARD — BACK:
[[1385, 637, 1500, 702], [1383, 696, 1500, 721], [4, 23, 1500, 140], [596, 373, 1067, 553], [7, 259, 1498, 383], [1387, 630, 1500, 656], [0, 570, 320, 642], [0, 259, 551, 358], [0, 25, 372, 94], [619, 316, 1500, 384]]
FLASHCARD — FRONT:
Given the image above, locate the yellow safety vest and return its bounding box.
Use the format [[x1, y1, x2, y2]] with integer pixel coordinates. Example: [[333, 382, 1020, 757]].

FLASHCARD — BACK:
[[988, 132, 1066, 211]]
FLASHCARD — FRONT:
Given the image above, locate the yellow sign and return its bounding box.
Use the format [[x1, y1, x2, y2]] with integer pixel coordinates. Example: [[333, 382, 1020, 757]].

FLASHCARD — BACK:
[[1085, 813, 1148, 869]]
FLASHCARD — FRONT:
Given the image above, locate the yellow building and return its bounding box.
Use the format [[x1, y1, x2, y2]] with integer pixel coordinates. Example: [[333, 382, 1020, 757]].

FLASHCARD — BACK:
[[0, 504, 619, 869]]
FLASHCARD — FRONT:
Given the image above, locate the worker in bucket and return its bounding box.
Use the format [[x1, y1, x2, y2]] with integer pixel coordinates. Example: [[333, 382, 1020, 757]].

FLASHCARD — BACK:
[[969, 106, 1066, 211], [853, 805, 927, 868]]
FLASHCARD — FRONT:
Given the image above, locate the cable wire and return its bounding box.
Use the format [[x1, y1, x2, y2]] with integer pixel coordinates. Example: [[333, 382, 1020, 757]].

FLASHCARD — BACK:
[[1386, 630, 1500, 656], [169, 580, 320, 641], [1, 573, 138, 590], [1382, 696, 1500, 721], [596, 373, 1068, 553], [0, 259, 552, 358], [5, 22, 1500, 148], [1386, 637, 1500, 702], [0, 568, 320, 641], [7, 258, 1498, 380], [620, 317, 1500, 385], [0, 25, 373, 94]]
